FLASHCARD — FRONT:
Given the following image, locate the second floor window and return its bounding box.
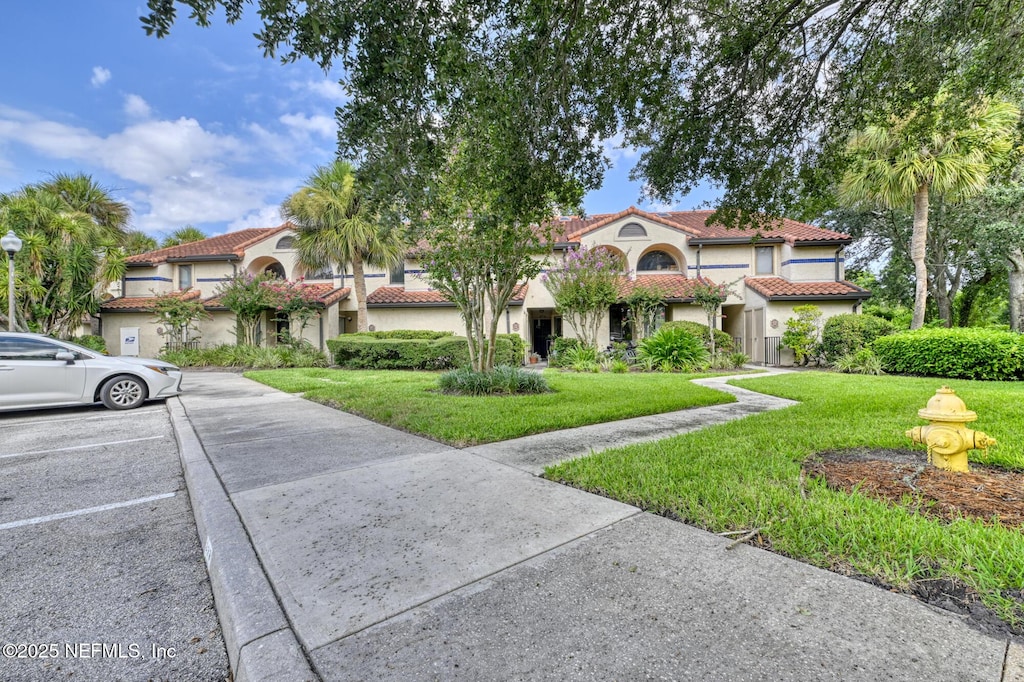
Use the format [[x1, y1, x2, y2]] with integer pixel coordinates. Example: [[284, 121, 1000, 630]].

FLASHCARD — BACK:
[[390, 264, 406, 286], [755, 246, 774, 275], [179, 264, 193, 290]]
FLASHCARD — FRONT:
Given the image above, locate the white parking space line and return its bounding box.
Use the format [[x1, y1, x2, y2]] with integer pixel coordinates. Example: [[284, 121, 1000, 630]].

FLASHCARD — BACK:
[[0, 492, 176, 531], [0, 408, 164, 426], [0, 436, 165, 460]]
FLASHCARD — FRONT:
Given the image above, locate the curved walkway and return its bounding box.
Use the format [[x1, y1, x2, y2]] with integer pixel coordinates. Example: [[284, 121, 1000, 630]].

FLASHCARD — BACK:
[[169, 370, 1021, 682]]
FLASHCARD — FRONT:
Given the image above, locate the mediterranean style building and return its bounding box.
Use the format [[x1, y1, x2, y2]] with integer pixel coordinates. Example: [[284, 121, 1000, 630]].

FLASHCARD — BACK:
[[98, 206, 870, 364]]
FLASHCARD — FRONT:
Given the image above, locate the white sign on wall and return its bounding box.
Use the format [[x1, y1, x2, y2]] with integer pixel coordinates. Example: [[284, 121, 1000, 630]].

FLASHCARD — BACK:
[[120, 327, 140, 356]]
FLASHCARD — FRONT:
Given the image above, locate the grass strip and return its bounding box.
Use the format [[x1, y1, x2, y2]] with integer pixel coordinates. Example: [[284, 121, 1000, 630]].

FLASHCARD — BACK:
[[244, 368, 736, 447], [545, 372, 1024, 625]]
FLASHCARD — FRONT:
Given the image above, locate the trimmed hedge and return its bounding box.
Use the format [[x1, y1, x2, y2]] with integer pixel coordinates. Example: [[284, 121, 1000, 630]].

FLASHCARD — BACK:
[[872, 328, 1024, 380], [351, 330, 454, 340], [820, 314, 896, 363], [327, 335, 517, 370], [659, 321, 734, 352], [71, 334, 108, 353]]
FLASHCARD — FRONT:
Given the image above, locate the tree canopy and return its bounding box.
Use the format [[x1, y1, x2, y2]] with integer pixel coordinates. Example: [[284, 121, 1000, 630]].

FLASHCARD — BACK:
[[143, 0, 1024, 224]]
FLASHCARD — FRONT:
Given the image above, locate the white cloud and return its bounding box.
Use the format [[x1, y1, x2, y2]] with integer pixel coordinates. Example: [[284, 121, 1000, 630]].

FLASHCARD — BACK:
[[279, 113, 335, 138], [123, 94, 152, 120], [227, 204, 285, 232], [600, 132, 639, 165], [91, 66, 111, 88], [643, 200, 679, 213], [299, 78, 348, 103]]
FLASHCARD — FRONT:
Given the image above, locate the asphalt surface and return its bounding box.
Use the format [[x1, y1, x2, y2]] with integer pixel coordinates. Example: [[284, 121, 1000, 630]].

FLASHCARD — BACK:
[[174, 371, 1024, 682], [0, 403, 228, 681]]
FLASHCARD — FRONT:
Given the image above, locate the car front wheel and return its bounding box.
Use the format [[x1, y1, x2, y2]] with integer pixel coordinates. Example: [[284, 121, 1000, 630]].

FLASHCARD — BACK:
[[101, 375, 148, 410]]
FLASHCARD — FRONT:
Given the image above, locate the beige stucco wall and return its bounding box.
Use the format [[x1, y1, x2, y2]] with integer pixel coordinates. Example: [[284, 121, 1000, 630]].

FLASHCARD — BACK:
[[779, 245, 845, 282], [123, 263, 175, 297], [367, 306, 467, 335], [101, 311, 165, 359]]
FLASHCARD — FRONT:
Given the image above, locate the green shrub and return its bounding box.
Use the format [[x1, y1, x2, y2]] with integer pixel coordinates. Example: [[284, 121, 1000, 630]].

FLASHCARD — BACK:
[[352, 329, 454, 340], [610, 359, 630, 373], [549, 337, 583, 367], [638, 326, 710, 371], [780, 304, 824, 366], [660, 321, 734, 353], [820, 314, 896, 363], [872, 328, 1024, 380], [729, 352, 750, 368], [834, 348, 885, 375], [71, 334, 108, 354], [497, 333, 526, 365], [438, 365, 550, 395], [158, 344, 328, 368], [327, 335, 516, 370]]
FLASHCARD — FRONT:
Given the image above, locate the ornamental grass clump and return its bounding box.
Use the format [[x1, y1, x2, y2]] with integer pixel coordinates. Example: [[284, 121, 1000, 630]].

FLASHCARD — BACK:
[[638, 326, 710, 371], [438, 365, 549, 396]]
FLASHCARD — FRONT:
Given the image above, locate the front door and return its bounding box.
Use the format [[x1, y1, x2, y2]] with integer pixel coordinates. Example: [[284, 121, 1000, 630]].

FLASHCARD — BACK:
[[744, 308, 765, 363], [532, 318, 552, 357]]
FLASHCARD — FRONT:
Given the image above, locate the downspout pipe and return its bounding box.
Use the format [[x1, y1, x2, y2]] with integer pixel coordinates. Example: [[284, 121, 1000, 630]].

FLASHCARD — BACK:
[[835, 247, 843, 281], [696, 244, 702, 278]]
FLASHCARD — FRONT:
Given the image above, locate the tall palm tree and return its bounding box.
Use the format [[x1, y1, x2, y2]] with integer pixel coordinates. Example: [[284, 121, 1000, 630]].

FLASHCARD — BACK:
[[0, 176, 130, 336], [161, 225, 207, 248], [839, 98, 1019, 329], [281, 160, 407, 332]]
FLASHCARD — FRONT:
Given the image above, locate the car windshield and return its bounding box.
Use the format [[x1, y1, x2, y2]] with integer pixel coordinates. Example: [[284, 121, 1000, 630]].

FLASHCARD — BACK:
[[48, 337, 102, 357]]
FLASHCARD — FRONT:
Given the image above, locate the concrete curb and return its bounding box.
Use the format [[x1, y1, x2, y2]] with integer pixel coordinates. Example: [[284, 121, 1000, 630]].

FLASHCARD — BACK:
[[167, 397, 318, 682], [1006, 642, 1024, 682]]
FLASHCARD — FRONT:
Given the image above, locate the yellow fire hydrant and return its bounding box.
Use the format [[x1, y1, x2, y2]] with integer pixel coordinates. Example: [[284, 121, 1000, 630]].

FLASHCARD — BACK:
[[905, 386, 996, 473]]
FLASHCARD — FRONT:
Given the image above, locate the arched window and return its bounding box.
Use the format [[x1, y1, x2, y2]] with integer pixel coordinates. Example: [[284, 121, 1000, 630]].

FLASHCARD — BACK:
[[264, 262, 286, 278], [638, 250, 678, 271], [275, 236, 295, 250], [617, 222, 648, 239]]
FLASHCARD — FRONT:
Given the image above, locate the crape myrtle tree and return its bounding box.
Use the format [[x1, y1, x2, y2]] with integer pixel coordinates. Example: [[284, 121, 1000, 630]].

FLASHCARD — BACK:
[[542, 245, 627, 350], [689, 278, 733, 357]]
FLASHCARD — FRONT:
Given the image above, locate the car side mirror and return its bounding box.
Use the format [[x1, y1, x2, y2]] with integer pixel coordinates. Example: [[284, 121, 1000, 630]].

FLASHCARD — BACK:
[[55, 350, 77, 364]]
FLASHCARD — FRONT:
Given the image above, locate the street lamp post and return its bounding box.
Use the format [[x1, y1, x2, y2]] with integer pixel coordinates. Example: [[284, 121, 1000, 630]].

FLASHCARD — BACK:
[[2, 230, 23, 332]]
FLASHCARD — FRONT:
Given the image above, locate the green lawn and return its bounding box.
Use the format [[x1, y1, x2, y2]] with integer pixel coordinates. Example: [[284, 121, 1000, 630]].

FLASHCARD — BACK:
[[546, 372, 1024, 626], [244, 368, 736, 446]]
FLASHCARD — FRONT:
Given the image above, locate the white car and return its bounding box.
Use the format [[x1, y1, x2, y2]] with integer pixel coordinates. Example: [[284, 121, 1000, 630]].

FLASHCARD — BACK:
[[0, 332, 183, 412]]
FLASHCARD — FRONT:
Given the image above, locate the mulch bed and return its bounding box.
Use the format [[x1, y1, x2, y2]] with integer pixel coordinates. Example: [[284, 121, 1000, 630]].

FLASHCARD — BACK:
[[804, 447, 1024, 528], [803, 447, 1024, 641]]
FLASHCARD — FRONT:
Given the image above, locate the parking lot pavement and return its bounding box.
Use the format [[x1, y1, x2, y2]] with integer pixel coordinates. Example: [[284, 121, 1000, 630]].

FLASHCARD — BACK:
[[0, 404, 229, 681]]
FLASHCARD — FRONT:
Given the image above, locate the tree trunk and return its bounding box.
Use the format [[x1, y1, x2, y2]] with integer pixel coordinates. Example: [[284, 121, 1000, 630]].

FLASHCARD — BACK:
[[352, 253, 368, 333], [910, 183, 930, 329], [1009, 247, 1024, 333]]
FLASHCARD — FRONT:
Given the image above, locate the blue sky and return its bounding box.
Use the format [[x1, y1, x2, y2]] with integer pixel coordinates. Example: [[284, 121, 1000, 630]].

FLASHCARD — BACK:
[[0, 3, 720, 238]]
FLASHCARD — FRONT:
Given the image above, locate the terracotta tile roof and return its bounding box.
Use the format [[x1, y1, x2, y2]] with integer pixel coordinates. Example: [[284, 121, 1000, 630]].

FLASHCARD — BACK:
[[100, 289, 202, 311], [125, 224, 292, 265], [560, 207, 850, 245], [368, 284, 529, 306], [745, 277, 871, 300], [202, 284, 350, 310], [616, 274, 703, 301]]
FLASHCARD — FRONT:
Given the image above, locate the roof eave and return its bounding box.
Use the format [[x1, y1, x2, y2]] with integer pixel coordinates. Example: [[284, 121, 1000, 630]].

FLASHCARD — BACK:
[[688, 237, 786, 246], [166, 254, 241, 263], [762, 292, 872, 301], [790, 238, 853, 247]]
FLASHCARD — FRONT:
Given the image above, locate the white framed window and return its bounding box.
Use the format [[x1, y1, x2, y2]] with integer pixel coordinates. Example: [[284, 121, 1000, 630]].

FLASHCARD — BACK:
[[179, 264, 193, 290], [390, 264, 406, 286], [755, 246, 774, 275]]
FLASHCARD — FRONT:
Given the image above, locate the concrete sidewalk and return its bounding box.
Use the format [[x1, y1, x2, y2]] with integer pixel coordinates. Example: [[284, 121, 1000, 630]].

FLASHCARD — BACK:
[[169, 371, 1021, 682]]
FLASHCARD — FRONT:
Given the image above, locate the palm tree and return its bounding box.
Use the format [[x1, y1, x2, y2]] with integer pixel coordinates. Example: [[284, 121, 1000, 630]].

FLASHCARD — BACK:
[[281, 161, 407, 332], [122, 230, 159, 255], [839, 98, 1019, 329], [0, 175, 131, 336], [161, 225, 207, 248]]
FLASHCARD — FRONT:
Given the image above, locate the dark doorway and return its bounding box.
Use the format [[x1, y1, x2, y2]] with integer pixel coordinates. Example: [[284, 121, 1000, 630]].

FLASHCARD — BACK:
[[532, 318, 552, 357], [275, 314, 290, 344]]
